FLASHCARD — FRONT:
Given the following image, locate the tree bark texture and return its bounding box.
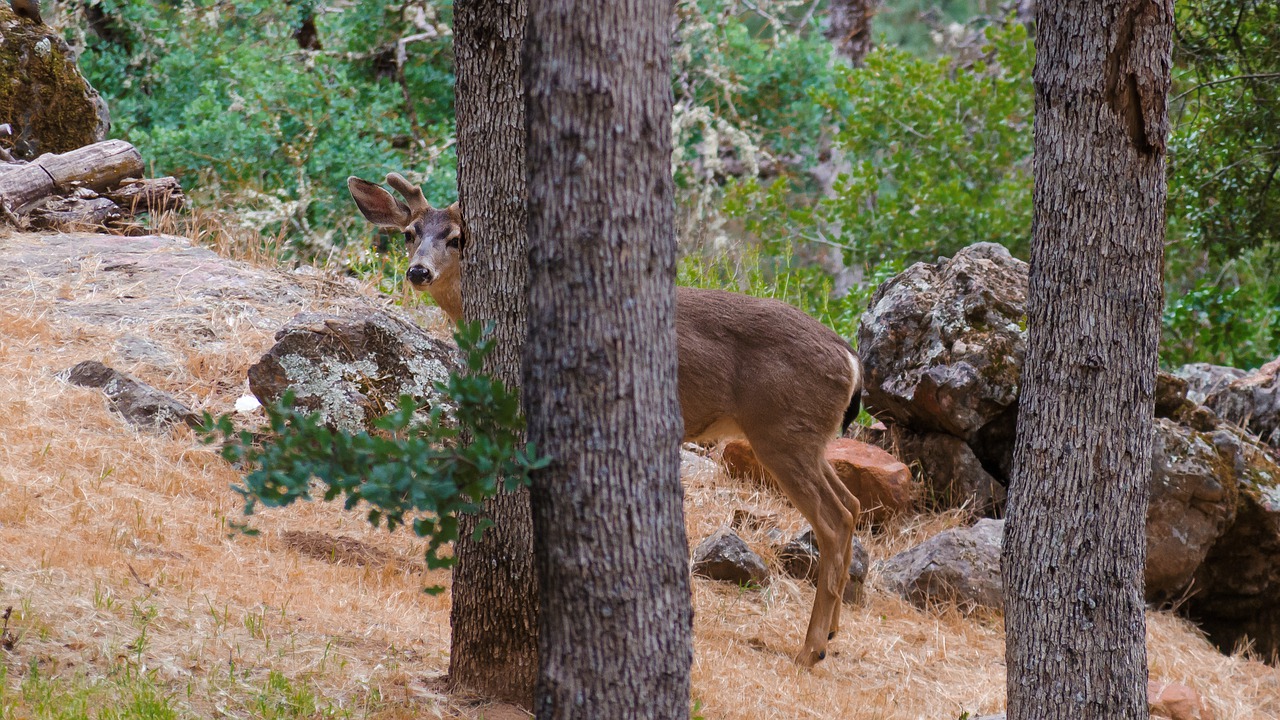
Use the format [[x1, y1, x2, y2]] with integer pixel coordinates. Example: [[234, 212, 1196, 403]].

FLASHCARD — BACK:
[[450, 0, 539, 706], [523, 0, 693, 717], [825, 0, 875, 65], [1003, 1, 1171, 719]]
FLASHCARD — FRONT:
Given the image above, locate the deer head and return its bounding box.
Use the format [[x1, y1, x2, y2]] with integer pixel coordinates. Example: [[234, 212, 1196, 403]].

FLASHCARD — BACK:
[[347, 173, 465, 321]]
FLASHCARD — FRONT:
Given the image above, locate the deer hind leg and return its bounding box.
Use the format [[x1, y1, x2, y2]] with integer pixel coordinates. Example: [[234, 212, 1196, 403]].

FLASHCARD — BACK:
[[750, 440, 859, 667]]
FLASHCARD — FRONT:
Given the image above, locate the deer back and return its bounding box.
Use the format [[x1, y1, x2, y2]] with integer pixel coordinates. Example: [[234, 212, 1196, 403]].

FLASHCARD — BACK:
[[674, 287, 861, 444]]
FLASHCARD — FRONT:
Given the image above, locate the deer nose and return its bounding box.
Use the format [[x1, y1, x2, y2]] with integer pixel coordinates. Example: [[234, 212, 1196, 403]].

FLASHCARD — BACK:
[[407, 266, 433, 285]]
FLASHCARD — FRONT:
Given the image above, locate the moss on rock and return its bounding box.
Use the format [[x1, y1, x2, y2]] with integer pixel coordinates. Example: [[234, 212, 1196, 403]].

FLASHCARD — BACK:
[[0, 5, 109, 159]]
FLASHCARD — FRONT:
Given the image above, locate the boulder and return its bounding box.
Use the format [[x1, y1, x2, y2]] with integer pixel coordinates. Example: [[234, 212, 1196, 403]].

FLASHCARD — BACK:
[[1145, 419, 1239, 601], [1203, 357, 1280, 449], [718, 438, 915, 524], [776, 528, 870, 604], [855, 243, 1028, 459], [719, 439, 769, 486], [890, 427, 1006, 516], [0, 4, 110, 159], [61, 360, 198, 430], [825, 438, 916, 524], [247, 311, 462, 434], [879, 518, 1004, 612], [691, 528, 769, 586], [1184, 427, 1280, 660], [1173, 362, 1246, 405]]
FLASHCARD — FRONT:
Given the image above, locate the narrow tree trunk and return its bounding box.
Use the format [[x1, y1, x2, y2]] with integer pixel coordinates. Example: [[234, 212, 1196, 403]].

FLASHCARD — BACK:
[[523, 0, 693, 717], [825, 0, 875, 65], [449, 0, 538, 706], [1003, 1, 1171, 719]]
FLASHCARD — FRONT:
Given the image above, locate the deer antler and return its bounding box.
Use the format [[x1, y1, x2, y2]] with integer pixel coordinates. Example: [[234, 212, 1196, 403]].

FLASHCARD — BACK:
[[384, 172, 430, 216]]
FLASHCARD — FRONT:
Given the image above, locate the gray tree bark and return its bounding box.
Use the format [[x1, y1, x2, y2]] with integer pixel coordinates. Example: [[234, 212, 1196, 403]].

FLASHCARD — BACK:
[[1002, 1, 1171, 718], [825, 0, 875, 65], [523, 0, 693, 717], [449, 0, 538, 706]]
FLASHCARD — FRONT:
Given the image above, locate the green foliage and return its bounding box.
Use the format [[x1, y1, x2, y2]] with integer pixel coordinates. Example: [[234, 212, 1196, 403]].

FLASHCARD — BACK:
[[1162, 244, 1280, 369], [197, 322, 547, 575], [1171, 0, 1280, 259], [74, 0, 458, 256], [816, 19, 1034, 265]]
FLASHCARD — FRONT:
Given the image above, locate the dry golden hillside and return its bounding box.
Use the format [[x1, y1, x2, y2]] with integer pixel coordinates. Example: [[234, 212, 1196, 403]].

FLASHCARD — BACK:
[[0, 232, 1276, 719]]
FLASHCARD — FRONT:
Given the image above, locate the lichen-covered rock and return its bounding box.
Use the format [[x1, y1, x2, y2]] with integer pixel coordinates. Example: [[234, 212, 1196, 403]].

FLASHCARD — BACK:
[[855, 243, 1027, 467], [62, 360, 197, 429], [1184, 426, 1280, 660], [691, 528, 769, 586], [1145, 419, 1238, 601], [247, 311, 461, 433], [879, 518, 1004, 612], [776, 528, 869, 604], [890, 427, 1007, 517], [0, 4, 110, 158], [1203, 357, 1280, 450], [1173, 362, 1246, 405]]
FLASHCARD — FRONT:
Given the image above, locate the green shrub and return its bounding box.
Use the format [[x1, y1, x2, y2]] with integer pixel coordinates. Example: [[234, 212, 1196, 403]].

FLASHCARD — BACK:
[[76, 0, 458, 257]]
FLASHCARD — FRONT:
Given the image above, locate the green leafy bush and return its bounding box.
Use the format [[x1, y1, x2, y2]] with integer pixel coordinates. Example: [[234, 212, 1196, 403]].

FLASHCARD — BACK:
[[198, 323, 547, 575], [75, 0, 458, 256]]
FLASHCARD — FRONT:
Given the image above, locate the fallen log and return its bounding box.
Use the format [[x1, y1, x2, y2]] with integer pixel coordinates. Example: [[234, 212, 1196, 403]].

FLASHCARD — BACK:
[[105, 176, 186, 215], [0, 139, 143, 214], [29, 196, 123, 229]]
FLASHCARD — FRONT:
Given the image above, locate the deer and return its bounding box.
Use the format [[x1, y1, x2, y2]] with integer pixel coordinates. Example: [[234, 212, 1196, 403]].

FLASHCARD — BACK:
[[348, 172, 865, 668]]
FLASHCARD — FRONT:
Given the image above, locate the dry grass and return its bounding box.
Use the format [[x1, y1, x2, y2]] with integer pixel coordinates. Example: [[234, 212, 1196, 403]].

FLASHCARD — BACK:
[[0, 230, 1276, 719]]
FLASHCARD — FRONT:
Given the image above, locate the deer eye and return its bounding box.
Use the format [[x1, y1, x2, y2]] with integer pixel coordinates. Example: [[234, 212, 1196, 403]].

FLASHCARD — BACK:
[[446, 236, 462, 250], [403, 231, 414, 245]]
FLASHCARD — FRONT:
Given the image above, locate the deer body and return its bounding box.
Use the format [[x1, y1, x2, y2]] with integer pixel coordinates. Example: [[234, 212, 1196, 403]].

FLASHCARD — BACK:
[[349, 174, 863, 667]]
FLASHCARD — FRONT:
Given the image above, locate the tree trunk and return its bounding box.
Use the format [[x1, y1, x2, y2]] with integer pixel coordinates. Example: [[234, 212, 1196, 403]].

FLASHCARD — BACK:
[[449, 0, 538, 707], [825, 0, 875, 65], [1003, 1, 1171, 719], [523, 0, 693, 717]]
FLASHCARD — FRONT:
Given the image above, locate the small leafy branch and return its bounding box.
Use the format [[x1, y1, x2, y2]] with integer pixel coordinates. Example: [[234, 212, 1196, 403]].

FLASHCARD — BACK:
[[197, 322, 548, 579]]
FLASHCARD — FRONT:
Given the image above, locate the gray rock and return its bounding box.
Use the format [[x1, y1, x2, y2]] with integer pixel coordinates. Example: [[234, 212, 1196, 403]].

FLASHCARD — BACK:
[[1184, 426, 1280, 660], [880, 518, 1004, 612], [891, 427, 1006, 517], [1203, 357, 1280, 450], [1173, 362, 1246, 405], [247, 311, 462, 434], [856, 243, 1027, 475], [691, 528, 769, 587], [62, 360, 197, 430], [1145, 419, 1238, 601], [776, 528, 869, 604]]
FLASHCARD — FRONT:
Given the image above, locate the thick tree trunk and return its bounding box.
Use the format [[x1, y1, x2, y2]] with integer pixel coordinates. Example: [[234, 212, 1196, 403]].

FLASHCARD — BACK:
[[1003, 1, 1171, 719], [449, 0, 538, 706], [523, 0, 693, 717]]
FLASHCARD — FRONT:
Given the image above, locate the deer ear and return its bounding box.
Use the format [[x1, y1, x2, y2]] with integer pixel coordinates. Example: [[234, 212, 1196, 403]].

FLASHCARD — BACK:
[[348, 176, 411, 228], [446, 202, 468, 251]]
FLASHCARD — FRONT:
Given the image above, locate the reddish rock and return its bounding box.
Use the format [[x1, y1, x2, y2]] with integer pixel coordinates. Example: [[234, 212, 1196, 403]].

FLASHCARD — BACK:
[[825, 438, 916, 524], [719, 438, 915, 524], [1148, 680, 1211, 720], [720, 439, 769, 485]]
